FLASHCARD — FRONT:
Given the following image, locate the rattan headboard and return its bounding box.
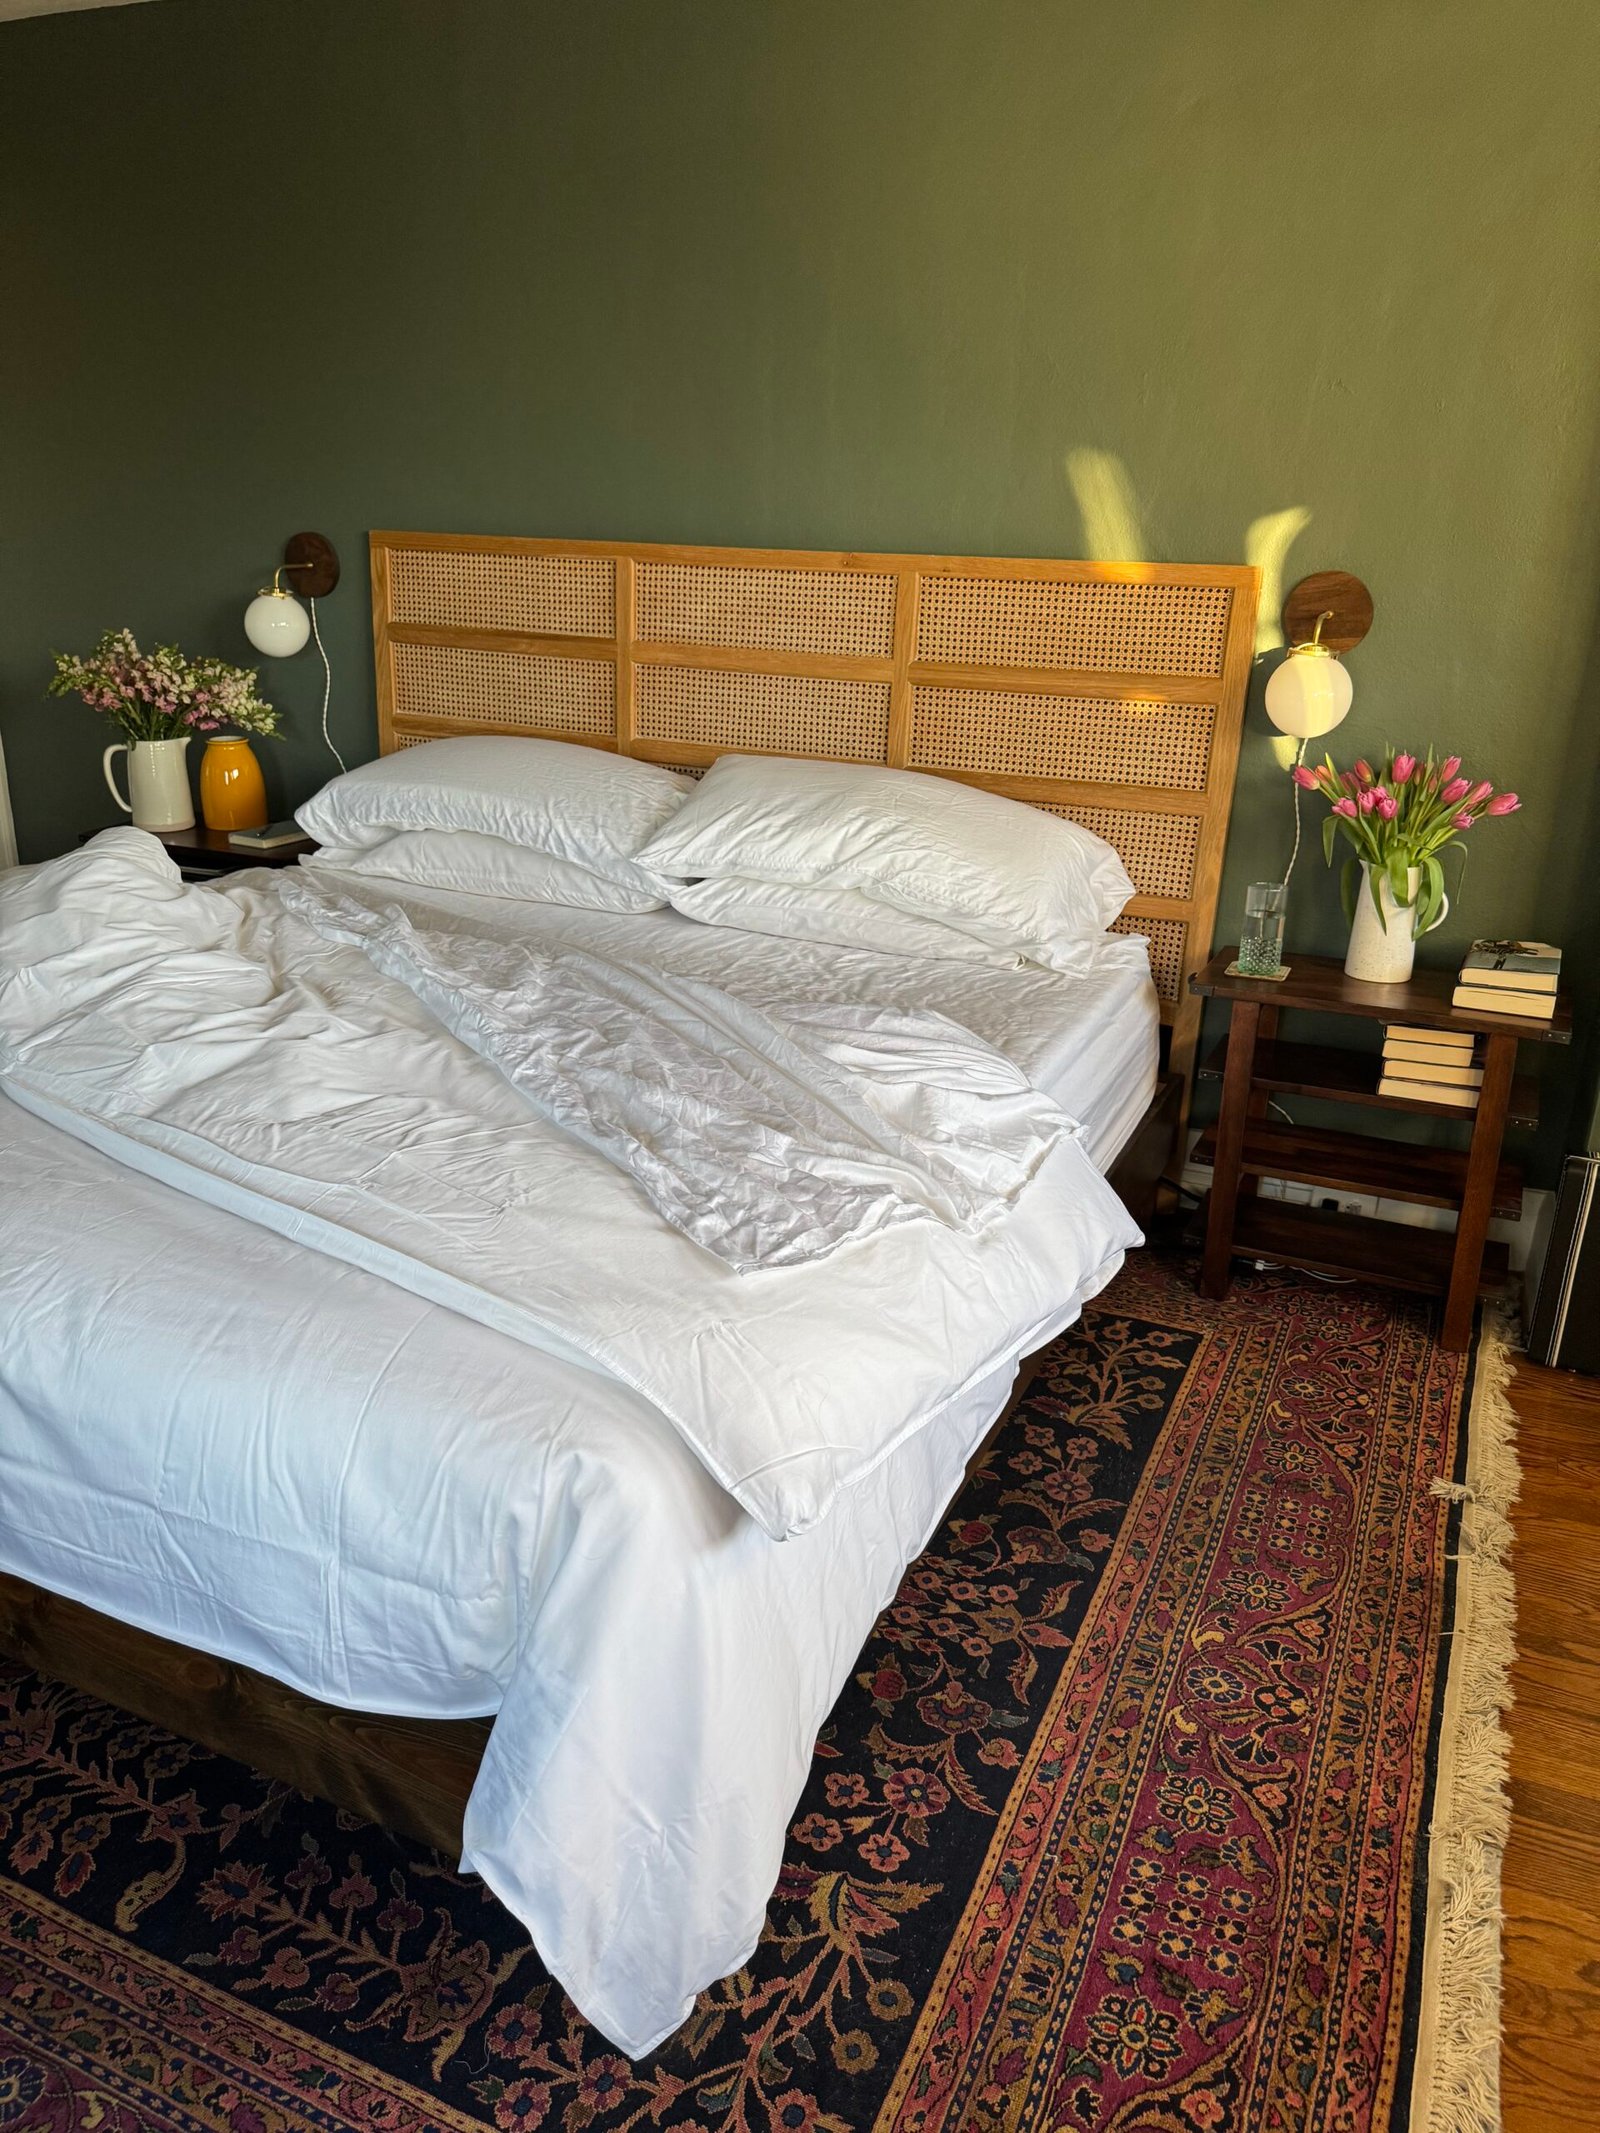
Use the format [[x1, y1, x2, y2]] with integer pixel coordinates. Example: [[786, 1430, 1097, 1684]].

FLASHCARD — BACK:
[[369, 532, 1258, 1103]]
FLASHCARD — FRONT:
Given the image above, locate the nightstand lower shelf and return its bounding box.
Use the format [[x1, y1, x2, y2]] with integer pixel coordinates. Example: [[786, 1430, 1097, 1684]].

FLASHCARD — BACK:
[[1196, 1194, 1511, 1299], [1190, 1118, 1523, 1219]]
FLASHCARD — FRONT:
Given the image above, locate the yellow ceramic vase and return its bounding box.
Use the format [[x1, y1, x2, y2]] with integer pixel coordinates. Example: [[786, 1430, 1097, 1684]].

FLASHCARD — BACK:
[[200, 736, 268, 831]]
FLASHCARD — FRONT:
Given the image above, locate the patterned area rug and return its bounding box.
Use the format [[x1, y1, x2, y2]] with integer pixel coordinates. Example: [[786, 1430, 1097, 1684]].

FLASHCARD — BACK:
[[0, 1252, 1512, 2133]]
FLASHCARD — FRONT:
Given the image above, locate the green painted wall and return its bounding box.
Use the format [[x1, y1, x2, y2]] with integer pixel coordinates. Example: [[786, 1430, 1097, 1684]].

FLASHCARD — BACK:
[[4, 0, 1599, 1169]]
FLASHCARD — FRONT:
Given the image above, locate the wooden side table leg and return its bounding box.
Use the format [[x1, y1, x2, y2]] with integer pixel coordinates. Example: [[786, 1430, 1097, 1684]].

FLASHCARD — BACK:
[[1441, 1032, 1516, 1353], [1200, 1000, 1261, 1300], [1239, 1004, 1279, 1203]]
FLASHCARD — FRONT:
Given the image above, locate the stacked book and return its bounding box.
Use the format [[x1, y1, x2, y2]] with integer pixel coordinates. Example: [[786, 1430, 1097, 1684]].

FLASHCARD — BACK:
[[1379, 1024, 1483, 1110], [1451, 939, 1561, 1020]]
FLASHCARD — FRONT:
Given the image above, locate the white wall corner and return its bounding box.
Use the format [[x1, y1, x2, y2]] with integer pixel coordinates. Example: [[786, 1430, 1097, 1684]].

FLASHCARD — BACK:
[[0, 729, 17, 871]]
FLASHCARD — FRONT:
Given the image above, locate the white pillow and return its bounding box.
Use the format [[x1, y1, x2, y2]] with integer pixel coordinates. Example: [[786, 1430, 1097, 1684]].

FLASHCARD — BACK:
[[669, 875, 1030, 966], [637, 755, 1134, 975], [305, 829, 669, 913], [296, 738, 693, 903]]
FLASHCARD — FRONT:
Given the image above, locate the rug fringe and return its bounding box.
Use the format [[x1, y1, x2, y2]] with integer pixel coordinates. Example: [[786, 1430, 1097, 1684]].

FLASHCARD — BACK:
[[1411, 1306, 1520, 2133]]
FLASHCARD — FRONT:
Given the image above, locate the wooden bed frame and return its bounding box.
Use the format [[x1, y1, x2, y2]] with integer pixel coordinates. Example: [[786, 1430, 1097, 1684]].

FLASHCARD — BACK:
[[2, 533, 1257, 1855]]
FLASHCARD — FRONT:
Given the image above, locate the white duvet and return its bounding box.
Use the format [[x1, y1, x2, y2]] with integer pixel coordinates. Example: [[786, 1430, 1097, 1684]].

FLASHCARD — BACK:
[[280, 874, 1074, 1270], [0, 831, 1143, 2054], [0, 834, 1138, 1540]]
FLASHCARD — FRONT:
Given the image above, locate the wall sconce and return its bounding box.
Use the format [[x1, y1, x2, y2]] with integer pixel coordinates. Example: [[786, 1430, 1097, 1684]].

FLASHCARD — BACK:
[[242, 531, 346, 772], [1264, 569, 1373, 740], [1263, 570, 1373, 899], [244, 567, 312, 657], [243, 532, 340, 658]]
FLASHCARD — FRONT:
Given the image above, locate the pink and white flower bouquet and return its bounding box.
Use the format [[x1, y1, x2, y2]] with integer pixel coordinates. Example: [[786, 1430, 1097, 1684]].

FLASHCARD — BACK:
[[49, 628, 280, 744], [1296, 747, 1519, 936]]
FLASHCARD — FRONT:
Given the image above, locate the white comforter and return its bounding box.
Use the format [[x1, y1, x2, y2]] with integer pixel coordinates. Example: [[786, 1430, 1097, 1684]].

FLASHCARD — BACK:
[[281, 874, 1074, 1270], [0, 834, 1139, 1540], [0, 832, 1142, 2054]]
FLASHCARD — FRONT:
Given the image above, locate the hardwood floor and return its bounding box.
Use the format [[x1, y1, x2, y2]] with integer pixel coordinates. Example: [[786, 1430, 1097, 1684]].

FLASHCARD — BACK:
[[1502, 1354, 1600, 2130]]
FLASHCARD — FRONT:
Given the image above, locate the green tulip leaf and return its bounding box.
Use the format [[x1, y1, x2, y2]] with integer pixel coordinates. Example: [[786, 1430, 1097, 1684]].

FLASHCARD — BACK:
[[1387, 850, 1410, 914], [1341, 854, 1361, 925]]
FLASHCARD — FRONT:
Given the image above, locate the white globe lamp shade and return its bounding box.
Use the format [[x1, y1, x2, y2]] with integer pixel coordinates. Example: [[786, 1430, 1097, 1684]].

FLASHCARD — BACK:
[[1264, 647, 1353, 740], [244, 589, 311, 658]]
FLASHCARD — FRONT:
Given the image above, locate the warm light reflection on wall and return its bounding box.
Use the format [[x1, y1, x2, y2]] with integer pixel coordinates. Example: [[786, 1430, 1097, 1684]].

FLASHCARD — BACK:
[[1064, 448, 1147, 563], [1063, 449, 1312, 767], [1244, 507, 1312, 654], [1244, 507, 1314, 768]]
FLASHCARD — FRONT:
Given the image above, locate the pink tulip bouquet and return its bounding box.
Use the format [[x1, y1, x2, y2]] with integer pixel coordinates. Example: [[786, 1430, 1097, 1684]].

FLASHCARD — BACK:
[[1295, 748, 1520, 935]]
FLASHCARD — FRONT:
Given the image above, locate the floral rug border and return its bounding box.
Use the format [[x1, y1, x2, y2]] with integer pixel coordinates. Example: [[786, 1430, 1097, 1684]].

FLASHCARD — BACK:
[[1405, 1309, 1519, 2132]]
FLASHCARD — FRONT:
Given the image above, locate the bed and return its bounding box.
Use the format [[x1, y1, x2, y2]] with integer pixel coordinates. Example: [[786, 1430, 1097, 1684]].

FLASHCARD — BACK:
[[0, 534, 1257, 2054]]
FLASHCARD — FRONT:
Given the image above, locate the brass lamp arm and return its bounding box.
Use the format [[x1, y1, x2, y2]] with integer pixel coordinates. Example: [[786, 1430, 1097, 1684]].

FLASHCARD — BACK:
[[259, 562, 318, 597]]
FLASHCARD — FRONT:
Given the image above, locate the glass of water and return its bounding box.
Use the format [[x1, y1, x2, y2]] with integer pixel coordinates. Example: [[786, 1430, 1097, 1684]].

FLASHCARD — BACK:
[[1238, 881, 1287, 976]]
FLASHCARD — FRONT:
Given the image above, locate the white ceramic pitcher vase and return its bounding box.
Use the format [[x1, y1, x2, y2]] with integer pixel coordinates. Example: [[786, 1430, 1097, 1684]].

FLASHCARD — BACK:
[[1344, 864, 1448, 985], [103, 735, 194, 833]]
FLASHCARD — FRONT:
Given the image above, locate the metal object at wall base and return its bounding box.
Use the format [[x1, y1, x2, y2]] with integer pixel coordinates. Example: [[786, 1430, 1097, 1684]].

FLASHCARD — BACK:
[[1525, 1152, 1600, 1374]]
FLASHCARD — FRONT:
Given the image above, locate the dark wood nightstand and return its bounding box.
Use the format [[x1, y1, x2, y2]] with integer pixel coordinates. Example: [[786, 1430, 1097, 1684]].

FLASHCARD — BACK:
[[1188, 947, 1572, 1352], [82, 826, 316, 879]]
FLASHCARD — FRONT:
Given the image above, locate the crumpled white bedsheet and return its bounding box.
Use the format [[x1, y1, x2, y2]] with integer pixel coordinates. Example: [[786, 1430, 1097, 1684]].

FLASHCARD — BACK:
[[281, 874, 1074, 1271], [0, 834, 1140, 1540]]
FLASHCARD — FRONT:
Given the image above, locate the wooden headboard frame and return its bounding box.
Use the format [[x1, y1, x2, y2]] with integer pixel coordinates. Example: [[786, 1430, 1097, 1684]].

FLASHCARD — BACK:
[[369, 532, 1258, 1108]]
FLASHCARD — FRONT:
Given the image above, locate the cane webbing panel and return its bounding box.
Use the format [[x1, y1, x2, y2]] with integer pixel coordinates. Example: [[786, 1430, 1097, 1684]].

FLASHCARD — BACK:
[[916, 577, 1231, 676], [1035, 804, 1201, 902], [637, 562, 896, 659], [1112, 914, 1187, 1001], [372, 534, 1258, 1090], [392, 643, 614, 735], [635, 667, 891, 760], [908, 686, 1213, 790], [388, 549, 613, 638]]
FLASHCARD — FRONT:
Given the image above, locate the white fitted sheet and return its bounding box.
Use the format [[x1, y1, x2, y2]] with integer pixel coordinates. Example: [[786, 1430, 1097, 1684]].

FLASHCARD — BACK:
[[0, 863, 1158, 2053]]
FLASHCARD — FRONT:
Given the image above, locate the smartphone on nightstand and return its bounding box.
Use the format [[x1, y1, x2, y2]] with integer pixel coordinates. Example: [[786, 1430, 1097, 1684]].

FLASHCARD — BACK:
[[226, 822, 307, 850]]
